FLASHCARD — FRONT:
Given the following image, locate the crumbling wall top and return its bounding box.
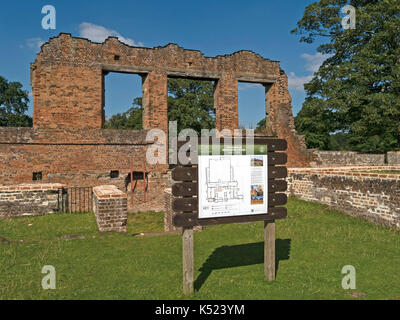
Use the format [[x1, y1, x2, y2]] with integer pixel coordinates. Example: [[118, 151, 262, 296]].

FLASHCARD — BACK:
[[32, 33, 280, 83]]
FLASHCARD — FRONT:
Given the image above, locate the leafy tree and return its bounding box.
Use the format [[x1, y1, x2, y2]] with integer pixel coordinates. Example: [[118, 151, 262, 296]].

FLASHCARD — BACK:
[[0, 75, 32, 127], [104, 97, 143, 129], [105, 79, 215, 133], [256, 118, 266, 132], [168, 78, 215, 133], [292, 0, 400, 153], [329, 131, 350, 150]]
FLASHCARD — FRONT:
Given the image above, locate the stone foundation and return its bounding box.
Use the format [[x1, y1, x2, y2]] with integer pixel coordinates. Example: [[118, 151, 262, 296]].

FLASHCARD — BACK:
[[93, 185, 127, 232], [0, 183, 64, 218]]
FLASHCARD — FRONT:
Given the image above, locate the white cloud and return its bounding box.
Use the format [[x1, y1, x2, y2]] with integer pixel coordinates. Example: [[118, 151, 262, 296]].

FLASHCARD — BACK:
[[288, 52, 330, 91], [79, 22, 143, 46], [21, 37, 45, 51], [238, 82, 263, 91], [288, 72, 313, 91], [301, 52, 329, 73]]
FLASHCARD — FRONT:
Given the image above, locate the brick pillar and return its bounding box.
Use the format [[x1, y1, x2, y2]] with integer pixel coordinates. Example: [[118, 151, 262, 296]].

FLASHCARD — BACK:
[[264, 83, 273, 135], [265, 73, 292, 136], [214, 73, 238, 131], [93, 185, 127, 232], [142, 70, 169, 167], [142, 70, 168, 133]]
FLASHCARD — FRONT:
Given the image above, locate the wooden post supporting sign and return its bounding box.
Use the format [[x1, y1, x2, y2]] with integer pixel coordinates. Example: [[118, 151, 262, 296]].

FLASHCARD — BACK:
[[182, 227, 194, 295], [264, 220, 275, 281]]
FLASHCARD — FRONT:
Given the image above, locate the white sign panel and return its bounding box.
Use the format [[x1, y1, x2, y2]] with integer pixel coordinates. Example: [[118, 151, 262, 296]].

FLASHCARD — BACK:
[[198, 154, 268, 219]]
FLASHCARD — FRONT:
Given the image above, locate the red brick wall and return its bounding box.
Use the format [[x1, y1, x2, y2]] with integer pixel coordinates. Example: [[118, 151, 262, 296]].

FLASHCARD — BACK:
[[31, 33, 307, 150], [0, 127, 168, 212], [31, 64, 103, 129]]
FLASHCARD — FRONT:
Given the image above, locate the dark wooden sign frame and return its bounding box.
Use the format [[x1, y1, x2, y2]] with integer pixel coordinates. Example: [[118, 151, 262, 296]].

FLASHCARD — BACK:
[[171, 136, 288, 295]]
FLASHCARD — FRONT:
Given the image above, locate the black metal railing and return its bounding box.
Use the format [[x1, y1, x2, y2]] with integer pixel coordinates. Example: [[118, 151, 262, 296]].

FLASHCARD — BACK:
[[58, 187, 93, 213]]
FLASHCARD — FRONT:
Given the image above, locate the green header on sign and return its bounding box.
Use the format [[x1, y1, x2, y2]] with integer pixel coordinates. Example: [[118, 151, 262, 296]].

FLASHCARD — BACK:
[[198, 144, 268, 155]]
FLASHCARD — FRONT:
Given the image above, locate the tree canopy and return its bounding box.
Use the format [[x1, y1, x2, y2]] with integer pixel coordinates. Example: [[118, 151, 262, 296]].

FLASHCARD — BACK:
[[0, 75, 32, 127], [167, 78, 215, 133], [104, 97, 143, 130], [292, 0, 400, 153]]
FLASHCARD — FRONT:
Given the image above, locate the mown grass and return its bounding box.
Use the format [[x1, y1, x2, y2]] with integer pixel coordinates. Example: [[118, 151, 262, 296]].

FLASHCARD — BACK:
[[0, 198, 399, 300]]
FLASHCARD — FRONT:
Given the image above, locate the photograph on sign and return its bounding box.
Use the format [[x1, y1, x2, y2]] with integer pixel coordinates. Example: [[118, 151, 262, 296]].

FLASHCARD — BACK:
[[198, 144, 268, 219]]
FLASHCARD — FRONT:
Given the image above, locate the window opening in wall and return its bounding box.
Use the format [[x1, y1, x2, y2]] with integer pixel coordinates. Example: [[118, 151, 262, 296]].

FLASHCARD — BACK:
[[33, 172, 42, 181], [110, 170, 119, 179], [103, 71, 143, 130], [238, 82, 266, 132], [167, 77, 216, 134]]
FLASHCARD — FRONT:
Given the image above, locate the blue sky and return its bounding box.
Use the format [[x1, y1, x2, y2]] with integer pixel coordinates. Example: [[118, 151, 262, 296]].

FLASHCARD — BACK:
[[0, 0, 328, 128]]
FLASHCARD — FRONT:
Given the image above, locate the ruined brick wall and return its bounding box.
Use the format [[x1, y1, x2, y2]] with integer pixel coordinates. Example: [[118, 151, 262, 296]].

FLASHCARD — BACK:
[[313, 151, 385, 167], [0, 33, 321, 217], [0, 183, 64, 218], [30, 33, 315, 167], [265, 70, 316, 167], [93, 185, 127, 232], [0, 127, 168, 212], [287, 167, 400, 229]]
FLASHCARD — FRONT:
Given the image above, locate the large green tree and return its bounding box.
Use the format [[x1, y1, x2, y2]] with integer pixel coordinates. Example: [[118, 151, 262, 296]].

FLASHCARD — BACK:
[[0, 75, 32, 127], [105, 79, 215, 133], [293, 0, 400, 153], [167, 78, 215, 133], [104, 97, 143, 130]]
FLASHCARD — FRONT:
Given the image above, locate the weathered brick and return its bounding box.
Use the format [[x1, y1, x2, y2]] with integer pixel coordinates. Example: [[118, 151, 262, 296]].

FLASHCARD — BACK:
[[287, 168, 400, 229], [93, 185, 127, 232]]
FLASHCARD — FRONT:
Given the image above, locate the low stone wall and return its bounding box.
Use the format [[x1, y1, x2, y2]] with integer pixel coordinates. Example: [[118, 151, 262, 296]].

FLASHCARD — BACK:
[[313, 151, 385, 167], [287, 168, 400, 229], [0, 183, 64, 218], [388, 152, 400, 165], [93, 185, 127, 232]]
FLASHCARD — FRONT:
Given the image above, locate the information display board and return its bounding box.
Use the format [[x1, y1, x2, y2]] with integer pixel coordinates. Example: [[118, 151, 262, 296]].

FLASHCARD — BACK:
[[171, 137, 288, 295], [198, 144, 268, 219]]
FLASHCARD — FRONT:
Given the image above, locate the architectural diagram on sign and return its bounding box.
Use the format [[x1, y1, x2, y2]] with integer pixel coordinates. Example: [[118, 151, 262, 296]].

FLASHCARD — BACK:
[[205, 158, 244, 203]]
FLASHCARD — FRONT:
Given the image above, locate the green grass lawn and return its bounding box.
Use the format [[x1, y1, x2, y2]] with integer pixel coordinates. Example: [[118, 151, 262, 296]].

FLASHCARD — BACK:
[[0, 197, 399, 300]]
